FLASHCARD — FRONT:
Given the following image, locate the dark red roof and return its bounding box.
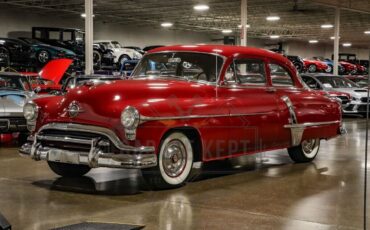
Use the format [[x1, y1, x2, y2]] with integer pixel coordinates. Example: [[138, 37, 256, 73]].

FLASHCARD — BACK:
[[149, 44, 287, 62]]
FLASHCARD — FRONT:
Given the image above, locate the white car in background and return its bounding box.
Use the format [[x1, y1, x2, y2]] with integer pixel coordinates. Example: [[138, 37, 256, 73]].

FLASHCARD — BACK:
[[94, 40, 142, 65]]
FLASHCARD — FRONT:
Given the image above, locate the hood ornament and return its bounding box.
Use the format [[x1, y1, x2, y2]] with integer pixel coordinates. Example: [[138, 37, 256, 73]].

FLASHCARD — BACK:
[[67, 101, 84, 118]]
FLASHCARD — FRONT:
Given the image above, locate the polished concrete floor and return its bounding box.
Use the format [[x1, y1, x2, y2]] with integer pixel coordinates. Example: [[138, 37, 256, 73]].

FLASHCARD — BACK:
[[0, 118, 369, 230]]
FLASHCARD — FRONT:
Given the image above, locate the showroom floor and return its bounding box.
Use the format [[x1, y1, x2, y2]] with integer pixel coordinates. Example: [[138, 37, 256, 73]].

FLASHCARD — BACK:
[[0, 118, 368, 230]]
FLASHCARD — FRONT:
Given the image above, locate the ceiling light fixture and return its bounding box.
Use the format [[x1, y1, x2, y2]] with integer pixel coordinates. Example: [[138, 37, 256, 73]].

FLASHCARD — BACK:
[[81, 13, 95, 18], [330, 36, 340, 40], [321, 24, 333, 29], [342, 43, 352, 47], [222, 29, 233, 34], [266, 16, 280, 21], [270, 35, 280, 39], [161, 22, 173, 28], [238, 24, 250, 28], [194, 4, 209, 11], [309, 40, 318, 43], [364, 31, 370, 35]]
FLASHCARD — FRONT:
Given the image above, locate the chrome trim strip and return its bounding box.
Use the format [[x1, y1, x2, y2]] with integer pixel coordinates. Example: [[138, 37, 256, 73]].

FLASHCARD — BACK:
[[284, 120, 341, 129], [37, 135, 92, 145], [140, 111, 274, 123], [38, 123, 155, 153], [281, 95, 298, 124]]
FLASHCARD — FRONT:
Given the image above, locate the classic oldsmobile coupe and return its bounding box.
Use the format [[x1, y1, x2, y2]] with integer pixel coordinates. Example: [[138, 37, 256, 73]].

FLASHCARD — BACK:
[[20, 45, 344, 189]]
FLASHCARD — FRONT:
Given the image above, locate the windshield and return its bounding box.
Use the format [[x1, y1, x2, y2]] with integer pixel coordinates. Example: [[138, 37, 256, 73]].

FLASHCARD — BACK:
[[111, 41, 122, 48], [317, 76, 358, 88], [0, 75, 31, 91], [133, 52, 224, 83]]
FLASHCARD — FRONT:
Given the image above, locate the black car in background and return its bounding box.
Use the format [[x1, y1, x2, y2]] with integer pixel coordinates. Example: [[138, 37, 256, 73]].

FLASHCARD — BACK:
[[0, 37, 76, 70], [287, 55, 304, 73], [32, 27, 114, 69]]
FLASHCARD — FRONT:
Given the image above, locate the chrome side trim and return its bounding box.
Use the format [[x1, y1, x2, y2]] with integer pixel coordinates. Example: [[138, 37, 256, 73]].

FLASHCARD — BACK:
[[38, 123, 154, 153], [140, 111, 274, 123], [281, 95, 298, 124], [284, 120, 341, 129]]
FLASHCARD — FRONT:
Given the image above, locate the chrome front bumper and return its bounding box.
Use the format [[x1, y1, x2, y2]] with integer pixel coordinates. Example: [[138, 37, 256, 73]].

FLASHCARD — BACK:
[[19, 123, 157, 169]]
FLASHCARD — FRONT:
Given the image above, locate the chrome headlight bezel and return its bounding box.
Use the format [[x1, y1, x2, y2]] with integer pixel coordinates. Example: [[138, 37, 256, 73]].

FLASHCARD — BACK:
[[121, 106, 140, 130], [23, 101, 39, 121]]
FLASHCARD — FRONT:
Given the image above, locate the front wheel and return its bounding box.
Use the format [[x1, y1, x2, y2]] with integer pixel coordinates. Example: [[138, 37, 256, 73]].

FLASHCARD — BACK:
[[142, 132, 194, 190], [47, 161, 91, 177], [287, 138, 320, 163]]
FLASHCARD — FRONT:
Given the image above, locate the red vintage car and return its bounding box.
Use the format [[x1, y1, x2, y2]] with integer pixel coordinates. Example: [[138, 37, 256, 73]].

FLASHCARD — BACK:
[[20, 45, 344, 189], [303, 59, 329, 73], [21, 58, 73, 94]]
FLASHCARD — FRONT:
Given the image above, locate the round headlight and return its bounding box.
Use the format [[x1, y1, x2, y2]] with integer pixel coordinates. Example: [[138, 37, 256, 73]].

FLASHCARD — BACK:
[[24, 101, 38, 121], [121, 106, 140, 129]]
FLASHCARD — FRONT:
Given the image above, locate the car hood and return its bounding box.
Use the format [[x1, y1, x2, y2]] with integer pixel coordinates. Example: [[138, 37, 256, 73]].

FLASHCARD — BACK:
[[330, 88, 368, 98], [57, 78, 215, 119], [38, 58, 73, 84], [0, 90, 28, 115]]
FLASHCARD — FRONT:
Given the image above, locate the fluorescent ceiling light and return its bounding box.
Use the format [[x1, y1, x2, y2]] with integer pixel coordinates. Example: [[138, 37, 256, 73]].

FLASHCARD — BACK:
[[270, 35, 280, 39], [194, 4, 209, 11], [309, 40, 318, 43], [161, 22, 173, 27], [222, 29, 233, 34], [364, 31, 370, 34], [81, 13, 95, 18], [342, 43, 352, 47], [330, 36, 340, 40], [266, 16, 280, 21], [238, 24, 250, 28], [321, 24, 333, 29]]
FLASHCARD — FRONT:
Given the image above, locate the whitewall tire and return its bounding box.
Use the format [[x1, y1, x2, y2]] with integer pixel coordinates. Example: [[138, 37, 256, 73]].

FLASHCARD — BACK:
[[142, 132, 194, 190], [288, 138, 320, 163]]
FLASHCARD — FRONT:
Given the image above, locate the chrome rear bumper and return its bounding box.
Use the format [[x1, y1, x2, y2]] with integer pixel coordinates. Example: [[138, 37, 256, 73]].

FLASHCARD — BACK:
[[19, 123, 157, 169]]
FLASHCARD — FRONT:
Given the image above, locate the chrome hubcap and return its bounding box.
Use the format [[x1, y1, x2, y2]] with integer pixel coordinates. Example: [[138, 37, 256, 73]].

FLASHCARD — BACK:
[[309, 65, 316, 72], [38, 51, 49, 63], [162, 140, 187, 177], [302, 139, 318, 155]]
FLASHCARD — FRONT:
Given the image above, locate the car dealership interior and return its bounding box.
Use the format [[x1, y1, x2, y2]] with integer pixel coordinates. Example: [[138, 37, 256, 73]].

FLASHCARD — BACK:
[[0, 0, 369, 229]]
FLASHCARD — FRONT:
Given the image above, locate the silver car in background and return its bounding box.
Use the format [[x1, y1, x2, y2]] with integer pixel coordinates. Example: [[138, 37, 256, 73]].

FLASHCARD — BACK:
[[0, 73, 34, 139], [301, 73, 369, 116]]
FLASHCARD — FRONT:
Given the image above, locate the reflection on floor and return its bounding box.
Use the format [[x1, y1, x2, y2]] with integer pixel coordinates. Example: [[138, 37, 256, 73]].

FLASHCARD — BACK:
[[0, 118, 368, 229]]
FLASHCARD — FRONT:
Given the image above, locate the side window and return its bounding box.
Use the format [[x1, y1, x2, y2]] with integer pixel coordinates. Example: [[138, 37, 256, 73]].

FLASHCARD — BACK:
[[62, 31, 72, 41], [302, 76, 321, 89], [34, 30, 41, 39], [48, 31, 60, 40], [269, 63, 295, 87], [225, 59, 266, 85]]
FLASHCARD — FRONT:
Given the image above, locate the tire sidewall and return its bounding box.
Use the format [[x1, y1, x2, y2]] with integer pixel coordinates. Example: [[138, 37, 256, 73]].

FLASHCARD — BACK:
[[301, 139, 320, 159], [308, 64, 317, 73], [158, 132, 193, 186]]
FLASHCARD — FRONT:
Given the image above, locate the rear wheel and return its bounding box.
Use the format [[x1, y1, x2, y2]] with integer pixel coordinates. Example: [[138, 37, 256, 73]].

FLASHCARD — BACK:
[[93, 50, 102, 68], [288, 138, 320, 163], [142, 132, 194, 190], [47, 161, 91, 177], [325, 65, 332, 73]]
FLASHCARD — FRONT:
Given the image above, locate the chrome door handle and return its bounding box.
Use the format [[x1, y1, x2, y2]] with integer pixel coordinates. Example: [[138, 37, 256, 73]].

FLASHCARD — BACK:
[[266, 87, 276, 93]]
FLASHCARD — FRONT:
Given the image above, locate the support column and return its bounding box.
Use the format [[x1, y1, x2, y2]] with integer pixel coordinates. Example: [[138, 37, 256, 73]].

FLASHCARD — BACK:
[[333, 7, 340, 75], [85, 0, 94, 75], [240, 0, 247, 46]]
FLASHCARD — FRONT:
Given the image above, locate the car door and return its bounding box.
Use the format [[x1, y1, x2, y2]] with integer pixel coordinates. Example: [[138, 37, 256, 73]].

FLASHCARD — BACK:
[[217, 56, 281, 157]]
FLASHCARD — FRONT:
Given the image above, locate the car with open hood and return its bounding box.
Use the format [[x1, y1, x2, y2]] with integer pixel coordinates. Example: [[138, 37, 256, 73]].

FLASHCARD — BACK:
[[20, 45, 344, 190], [301, 73, 369, 115]]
